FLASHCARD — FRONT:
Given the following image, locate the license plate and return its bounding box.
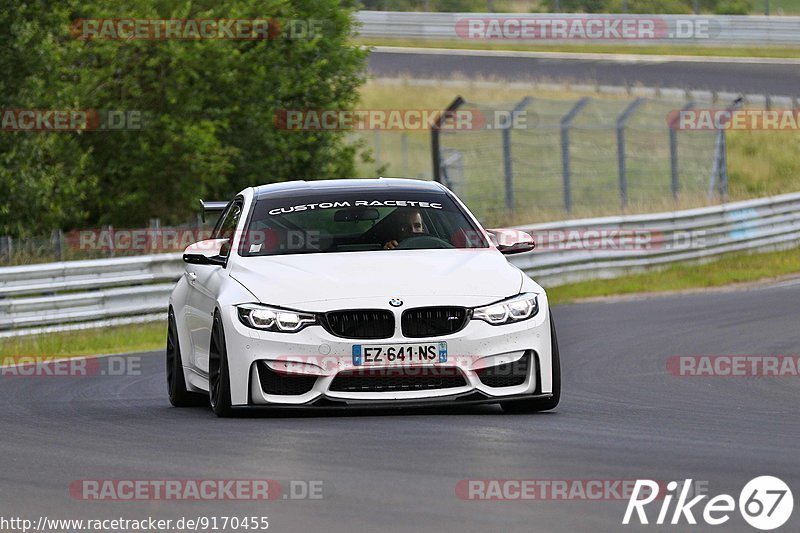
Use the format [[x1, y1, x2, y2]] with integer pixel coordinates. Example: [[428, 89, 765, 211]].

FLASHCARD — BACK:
[[352, 342, 447, 366]]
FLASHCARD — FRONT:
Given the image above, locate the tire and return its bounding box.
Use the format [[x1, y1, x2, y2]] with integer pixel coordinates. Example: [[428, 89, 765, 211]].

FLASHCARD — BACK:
[[501, 314, 561, 413], [166, 308, 207, 407], [208, 311, 234, 417]]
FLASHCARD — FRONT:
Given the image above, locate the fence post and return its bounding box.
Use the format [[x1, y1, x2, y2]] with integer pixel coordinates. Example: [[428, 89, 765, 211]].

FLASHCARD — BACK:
[[720, 131, 729, 198], [560, 97, 590, 213], [0, 236, 11, 264], [616, 98, 643, 209], [502, 97, 533, 212], [709, 135, 723, 200], [669, 102, 694, 201], [51, 229, 64, 261], [431, 96, 464, 183], [149, 218, 160, 253], [709, 98, 742, 200], [103, 225, 114, 257]]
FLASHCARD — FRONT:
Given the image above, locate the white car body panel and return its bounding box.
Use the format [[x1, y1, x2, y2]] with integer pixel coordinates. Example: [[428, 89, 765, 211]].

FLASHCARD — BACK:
[[229, 249, 523, 307]]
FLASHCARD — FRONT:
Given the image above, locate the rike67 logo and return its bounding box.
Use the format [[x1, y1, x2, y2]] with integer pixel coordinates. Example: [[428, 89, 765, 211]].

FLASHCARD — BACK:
[[623, 476, 793, 530]]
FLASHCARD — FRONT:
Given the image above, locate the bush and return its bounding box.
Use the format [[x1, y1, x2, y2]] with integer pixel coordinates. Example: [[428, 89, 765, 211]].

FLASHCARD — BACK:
[[714, 0, 753, 14], [0, 0, 367, 236], [543, 0, 611, 13], [605, 0, 694, 13]]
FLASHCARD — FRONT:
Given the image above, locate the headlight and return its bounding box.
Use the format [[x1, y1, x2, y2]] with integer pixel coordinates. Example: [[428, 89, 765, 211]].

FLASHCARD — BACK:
[[473, 293, 539, 325], [237, 304, 317, 333]]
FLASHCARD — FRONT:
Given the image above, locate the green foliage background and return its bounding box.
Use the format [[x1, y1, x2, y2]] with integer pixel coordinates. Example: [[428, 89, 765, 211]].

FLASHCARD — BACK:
[[0, 0, 367, 236]]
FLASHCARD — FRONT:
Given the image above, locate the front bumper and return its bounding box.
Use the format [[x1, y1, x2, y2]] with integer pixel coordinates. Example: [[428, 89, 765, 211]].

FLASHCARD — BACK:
[[220, 392, 555, 412], [218, 295, 554, 407]]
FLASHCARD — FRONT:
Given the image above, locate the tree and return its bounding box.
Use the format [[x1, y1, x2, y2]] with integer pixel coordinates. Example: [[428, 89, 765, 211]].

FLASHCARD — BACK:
[[0, 0, 367, 235]]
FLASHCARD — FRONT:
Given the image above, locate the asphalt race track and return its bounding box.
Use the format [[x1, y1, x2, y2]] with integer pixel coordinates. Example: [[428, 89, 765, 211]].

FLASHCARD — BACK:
[[1, 281, 798, 532], [368, 49, 800, 97]]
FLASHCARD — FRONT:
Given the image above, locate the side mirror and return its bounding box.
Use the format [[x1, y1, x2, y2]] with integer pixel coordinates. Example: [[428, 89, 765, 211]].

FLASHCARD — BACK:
[[486, 229, 535, 255], [183, 239, 229, 266]]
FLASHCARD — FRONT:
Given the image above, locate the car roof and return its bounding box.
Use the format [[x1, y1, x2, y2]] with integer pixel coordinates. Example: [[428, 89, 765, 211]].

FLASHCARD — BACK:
[[252, 178, 445, 199]]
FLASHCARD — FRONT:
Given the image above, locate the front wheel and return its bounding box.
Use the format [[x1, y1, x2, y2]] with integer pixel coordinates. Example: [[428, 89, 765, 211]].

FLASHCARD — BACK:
[[208, 311, 234, 417], [501, 314, 561, 413], [166, 309, 207, 407]]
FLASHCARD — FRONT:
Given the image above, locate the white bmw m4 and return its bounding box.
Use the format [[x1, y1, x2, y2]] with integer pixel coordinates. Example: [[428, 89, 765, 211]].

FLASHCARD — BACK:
[[167, 178, 560, 416]]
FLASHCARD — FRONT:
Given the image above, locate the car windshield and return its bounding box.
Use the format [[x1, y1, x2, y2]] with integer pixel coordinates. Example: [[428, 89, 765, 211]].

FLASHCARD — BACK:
[[239, 190, 489, 256]]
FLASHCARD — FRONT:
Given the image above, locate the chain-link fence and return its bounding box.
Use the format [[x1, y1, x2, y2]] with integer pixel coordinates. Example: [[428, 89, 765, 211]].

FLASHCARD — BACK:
[[430, 95, 724, 224], [354, 94, 726, 224], [0, 216, 220, 266]]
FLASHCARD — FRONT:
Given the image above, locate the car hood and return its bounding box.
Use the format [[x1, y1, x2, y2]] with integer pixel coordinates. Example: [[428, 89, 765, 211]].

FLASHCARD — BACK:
[[229, 249, 523, 307]]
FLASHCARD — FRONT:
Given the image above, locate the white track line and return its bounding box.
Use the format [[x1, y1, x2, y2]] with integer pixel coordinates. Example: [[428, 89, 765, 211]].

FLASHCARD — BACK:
[[370, 45, 800, 66]]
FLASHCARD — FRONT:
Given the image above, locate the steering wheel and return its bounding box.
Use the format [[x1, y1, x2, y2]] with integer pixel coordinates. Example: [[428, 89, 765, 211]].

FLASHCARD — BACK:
[[394, 235, 454, 250]]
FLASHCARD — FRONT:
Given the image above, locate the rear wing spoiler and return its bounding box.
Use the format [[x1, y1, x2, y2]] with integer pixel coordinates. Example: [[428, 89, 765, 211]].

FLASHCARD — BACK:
[[199, 199, 229, 223]]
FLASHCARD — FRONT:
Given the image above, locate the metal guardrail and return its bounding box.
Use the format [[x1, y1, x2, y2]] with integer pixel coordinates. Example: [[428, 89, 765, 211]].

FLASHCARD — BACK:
[[1, 192, 799, 337], [512, 191, 800, 286], [356, 11, 800, 46], [0, 254, 181, 337], [0, 253, 182, 297]]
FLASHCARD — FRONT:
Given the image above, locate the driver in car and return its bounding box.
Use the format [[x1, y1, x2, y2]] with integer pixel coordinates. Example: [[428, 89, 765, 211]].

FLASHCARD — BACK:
[[383, 208, 426, 249]]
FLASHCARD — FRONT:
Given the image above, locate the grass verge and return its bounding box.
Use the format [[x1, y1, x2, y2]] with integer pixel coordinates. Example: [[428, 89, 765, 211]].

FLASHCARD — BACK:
[[358, 38, 800, 59], [0, 322, 165, 360], [547, 246, 800, 304]]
